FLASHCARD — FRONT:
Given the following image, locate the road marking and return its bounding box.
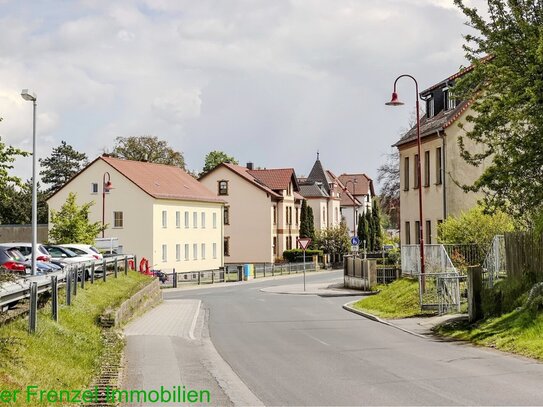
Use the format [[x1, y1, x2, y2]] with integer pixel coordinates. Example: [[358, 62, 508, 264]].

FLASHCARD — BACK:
[[303, 331, 330, 346], [189, 299, 201, 340]]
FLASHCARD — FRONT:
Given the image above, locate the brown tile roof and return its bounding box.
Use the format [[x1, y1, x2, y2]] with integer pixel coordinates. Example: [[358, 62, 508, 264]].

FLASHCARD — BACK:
[[393, 100, 470, 147], [101, 156, 224, 203], [248, 168, 298, 191], [212, 164, 283, 198], [337, 173, 374, 198]]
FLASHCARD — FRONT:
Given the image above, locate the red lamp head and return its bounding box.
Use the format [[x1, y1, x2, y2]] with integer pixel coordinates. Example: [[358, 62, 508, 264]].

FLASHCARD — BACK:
[[385, 92, 404, 106], [104, 181, 113, 192]]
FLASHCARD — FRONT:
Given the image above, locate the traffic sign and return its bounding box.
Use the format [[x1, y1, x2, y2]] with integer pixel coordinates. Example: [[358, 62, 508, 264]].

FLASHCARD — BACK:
[[297, 237, 312, 250], [351, 236, 360, 246]]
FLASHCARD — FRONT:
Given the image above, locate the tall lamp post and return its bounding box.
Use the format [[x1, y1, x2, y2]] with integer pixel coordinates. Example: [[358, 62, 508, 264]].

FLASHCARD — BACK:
[[21, 89, 37, 276], [386, 75, 426, 279], [343, 179, 358, 237], [102, 172, 113, 238]]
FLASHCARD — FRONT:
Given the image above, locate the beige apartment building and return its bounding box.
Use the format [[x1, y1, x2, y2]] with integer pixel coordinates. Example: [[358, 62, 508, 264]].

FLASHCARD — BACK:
[[394, 66, 487, 246], [47, 156, 224, 272], [199, 163, 302, 264], [337, 173, 374, 237]]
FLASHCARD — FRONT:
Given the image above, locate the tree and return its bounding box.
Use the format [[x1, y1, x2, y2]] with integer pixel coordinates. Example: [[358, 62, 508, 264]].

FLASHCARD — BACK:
[[357, 213, 369, 251], [314, 221, 350, 260], [0, 123, 29, 200], [365, 211, 375, 251], [202, 151, 238, 174], [438, 205, 515, 251], [39, 141, 88, 193], [48, 193, 106, 244], [377, 150, 400, 228], [453, 0, 543, 222], [371, 198, 383, 251], [299, 200, 311, 238], [111, 136, 185, 169], [307, 206, 315, 246], [0, 181, 48, 224]]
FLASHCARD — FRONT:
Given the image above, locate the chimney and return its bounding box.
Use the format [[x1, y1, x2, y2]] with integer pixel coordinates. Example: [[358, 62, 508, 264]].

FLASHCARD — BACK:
[[246, 162, 254, 170]]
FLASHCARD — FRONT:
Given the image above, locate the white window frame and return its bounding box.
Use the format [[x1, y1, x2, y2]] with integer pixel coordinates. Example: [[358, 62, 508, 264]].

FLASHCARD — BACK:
[[91, 183, 99, 194], [176, 211, 180, 228], [113, 211, 123, 228], [193, 243, 198, 260], [193, 212, 198, 229], [162, 210, 167, 228], [213, 213, 217, 229], [184, 211, 189, 228], [176, 244, 181, 261], [201, 212, 206, 229], [162, 244, 167, 262], [213, 243, 217, 259], [201, 243, 206, 260], [184, 244, 189, 261]]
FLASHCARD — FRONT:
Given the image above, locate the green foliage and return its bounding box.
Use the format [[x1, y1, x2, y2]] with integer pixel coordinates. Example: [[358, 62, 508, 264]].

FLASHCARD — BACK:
[[371, 199, 383, 250], [0, 131, 29, 200], [437, 205, 515, 250], [111, 135, 185, 169], [282, 249, 323, 262], [353, 278, 435, 319], [49, 193, 106, 244], [453, 0, 543, 222], [39, 141, 88, 193], [357, 213, 369, 249], [299, 200, 311, 238], [482, 278, 529, 317], [202, 150, 238, 174], [0, 181, 48, 224], [314, 220, 350, 255]]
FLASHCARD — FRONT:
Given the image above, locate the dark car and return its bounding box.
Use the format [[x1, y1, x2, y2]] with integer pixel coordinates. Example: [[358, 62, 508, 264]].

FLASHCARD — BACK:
[[0, 246, 27, 274]]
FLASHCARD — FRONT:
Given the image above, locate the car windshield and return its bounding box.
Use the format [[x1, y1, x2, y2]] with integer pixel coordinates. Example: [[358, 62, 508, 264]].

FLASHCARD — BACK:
[[61, 247, 79, 257], [89, 246, 100, 254]]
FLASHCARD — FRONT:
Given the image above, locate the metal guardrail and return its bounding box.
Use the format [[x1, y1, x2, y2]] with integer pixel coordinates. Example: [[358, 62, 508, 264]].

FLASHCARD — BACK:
[[0, 255, 135, 310]]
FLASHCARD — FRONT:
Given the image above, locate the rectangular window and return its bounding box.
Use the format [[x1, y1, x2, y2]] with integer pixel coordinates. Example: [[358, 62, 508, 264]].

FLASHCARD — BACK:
[[437, 219, 443, 239], [426, 220, 432, 245], [201, 212, 206, 228], [424, 150, 430, 187], [184, 211, 189, 228], [213, 212, 217, 229], [273, 206, 277, 225], [427, 98, 435, 118], [414, 154, 420, 189], [184, 244, 189, 261], [415, 221, 421, 245], [224, 237, 230, 256], [436, 147, 443, 185], [405, 222, 411, 245], [176, 211, 180, 228], [273, 236, 277, 255], [201, 243, 206, 260], [296, 208, 299, 226], [91, 183, 98, 193], [176, 244, 181, 261], [162, 244, 167, 262], [162, 210, 167, 228], [113, 211, 123, 228], [218, 180, 228, 195], [404, 157, 410, 191], [213, 243, 217, 259], [224, 207, 230, 225], [193, 243, 198, 260], [193, 212, 198, 228]]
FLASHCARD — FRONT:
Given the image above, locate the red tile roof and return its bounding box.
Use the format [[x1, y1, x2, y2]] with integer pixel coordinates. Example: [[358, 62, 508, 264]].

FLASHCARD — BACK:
[[337, 173, 374, 198], [101, 156, 224, 203], [248, 168, 296, 191], [218, 163, 282, 198]]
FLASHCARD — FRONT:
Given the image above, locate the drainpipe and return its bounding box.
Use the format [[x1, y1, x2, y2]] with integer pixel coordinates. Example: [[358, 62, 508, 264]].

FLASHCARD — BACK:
[[438, 130, 447, 220]]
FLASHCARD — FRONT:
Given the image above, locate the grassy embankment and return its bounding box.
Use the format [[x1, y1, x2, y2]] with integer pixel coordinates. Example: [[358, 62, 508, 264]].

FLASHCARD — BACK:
[[0, 271, 151, 404], [352, 277, 436, 319], [436, 304, 543, 360]]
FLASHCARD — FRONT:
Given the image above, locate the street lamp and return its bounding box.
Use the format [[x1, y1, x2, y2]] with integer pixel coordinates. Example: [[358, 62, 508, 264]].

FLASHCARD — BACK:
[[343, 179, 358, 237], [21, 89, 37, 276], [386, 75, 426, 279], [102, 172, 113, 238]]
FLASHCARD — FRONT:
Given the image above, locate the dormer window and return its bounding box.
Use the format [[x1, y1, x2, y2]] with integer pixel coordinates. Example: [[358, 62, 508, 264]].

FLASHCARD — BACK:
[[426, 98, 435, 118], [444, 88, 456, 110]]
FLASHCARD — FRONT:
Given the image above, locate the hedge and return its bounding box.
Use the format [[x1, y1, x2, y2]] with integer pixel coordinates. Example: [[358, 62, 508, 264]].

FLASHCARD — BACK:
[[283, 249, 323, 262]]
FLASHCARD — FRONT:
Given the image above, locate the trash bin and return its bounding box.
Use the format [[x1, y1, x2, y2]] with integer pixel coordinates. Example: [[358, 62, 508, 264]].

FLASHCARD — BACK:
[[243, 264, 253, 281]]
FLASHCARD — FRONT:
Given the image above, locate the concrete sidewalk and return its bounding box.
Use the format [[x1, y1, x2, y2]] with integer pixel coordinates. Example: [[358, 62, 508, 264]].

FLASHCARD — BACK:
[[260, 278, 376, 297], [343, 300, 467, 338]]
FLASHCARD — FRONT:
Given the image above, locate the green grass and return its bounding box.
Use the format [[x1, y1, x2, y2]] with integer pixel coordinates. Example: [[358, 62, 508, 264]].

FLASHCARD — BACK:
[[436, 308, 543, 360], [352, 278, 436, 319], [0, 271, 152, 405]]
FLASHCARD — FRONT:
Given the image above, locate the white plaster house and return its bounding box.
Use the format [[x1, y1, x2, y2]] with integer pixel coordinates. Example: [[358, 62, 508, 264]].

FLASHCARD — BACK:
[[199, 163, 302, 264], [336, 173, 375, 237], [47, 155, 224, 272], [394, 65, 488, 246]]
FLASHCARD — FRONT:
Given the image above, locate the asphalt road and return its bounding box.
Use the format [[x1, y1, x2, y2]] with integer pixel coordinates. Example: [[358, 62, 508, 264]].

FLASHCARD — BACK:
[[165, 271, 543, 406]]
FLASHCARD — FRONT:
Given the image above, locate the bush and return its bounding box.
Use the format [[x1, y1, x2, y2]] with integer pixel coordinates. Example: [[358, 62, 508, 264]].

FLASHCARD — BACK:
[[283, 249, 323, 262], [482, 277, 530, 317]]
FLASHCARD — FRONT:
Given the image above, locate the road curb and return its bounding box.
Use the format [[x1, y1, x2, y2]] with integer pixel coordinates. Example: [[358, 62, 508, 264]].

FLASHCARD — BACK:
[[342, 300, 427, 339]]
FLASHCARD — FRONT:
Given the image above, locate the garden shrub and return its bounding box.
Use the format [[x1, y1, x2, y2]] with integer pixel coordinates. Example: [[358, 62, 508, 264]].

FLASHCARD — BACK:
[[282, 249, 323, 262]]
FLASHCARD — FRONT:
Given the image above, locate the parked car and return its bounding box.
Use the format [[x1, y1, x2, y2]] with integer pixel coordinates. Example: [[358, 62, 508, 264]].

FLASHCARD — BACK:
[[0, 246, 28, 274], [59, 244, 103, 260], [43, 245, 102, 279], [2, 242, 52, 262]]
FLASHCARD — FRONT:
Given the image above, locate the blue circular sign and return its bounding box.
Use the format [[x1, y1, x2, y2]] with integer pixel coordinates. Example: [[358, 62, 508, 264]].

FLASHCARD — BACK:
[[351, 236, 360, 245]]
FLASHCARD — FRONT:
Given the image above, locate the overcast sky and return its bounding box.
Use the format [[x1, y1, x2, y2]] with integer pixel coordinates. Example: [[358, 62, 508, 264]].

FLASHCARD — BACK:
[[0, 0, 480, 190]]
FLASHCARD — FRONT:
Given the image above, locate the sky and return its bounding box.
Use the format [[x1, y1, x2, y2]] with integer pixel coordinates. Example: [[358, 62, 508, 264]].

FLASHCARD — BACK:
[[0, 0, 481, 190]]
